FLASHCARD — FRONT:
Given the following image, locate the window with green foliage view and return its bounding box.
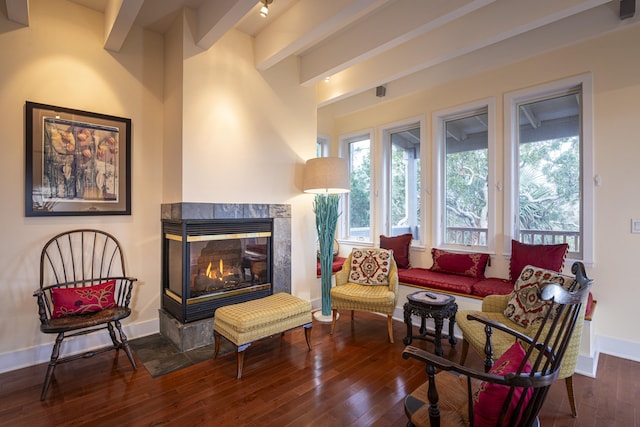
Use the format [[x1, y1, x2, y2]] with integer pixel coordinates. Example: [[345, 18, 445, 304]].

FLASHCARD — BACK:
[[346, 135, 371, 241], [515, 90, 582, 256], [444, 110, 489, 247], [389, 125, 421, 240]]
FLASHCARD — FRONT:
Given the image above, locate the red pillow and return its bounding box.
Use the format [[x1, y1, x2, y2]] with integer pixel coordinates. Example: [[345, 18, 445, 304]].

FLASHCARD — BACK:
[[51, 280, 117, 318], [380, 233, 412, 269], [430, 248, 490, 279], [509, 240, 569, 283], [473, 342, 533, 427]]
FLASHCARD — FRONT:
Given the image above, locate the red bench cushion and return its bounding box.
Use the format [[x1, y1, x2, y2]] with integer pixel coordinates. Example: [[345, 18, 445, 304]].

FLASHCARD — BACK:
[[317, 256, 347, 276], [472, 277, 513, 297], [399, 268, 477, 295]]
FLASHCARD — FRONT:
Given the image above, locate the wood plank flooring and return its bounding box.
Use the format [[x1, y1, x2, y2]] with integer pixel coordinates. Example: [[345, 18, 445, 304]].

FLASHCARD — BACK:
[[0, 312, 637, 426]]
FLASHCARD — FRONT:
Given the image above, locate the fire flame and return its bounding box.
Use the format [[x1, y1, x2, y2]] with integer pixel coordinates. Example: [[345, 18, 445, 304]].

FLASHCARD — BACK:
[[205, 260, 225, 278]]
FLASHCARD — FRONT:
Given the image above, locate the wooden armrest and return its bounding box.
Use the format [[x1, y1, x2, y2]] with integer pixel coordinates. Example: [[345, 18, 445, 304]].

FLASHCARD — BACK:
[[402, 345, 557, 387]]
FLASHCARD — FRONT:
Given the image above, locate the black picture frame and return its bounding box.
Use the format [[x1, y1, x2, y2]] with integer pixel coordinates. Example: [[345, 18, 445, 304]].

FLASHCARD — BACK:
[[25, 101, 131, 216]]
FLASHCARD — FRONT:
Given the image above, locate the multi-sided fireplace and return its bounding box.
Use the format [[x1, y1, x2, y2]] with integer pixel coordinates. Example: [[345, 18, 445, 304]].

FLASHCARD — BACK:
[[162, 218, 273, 323], [160, 203, 291, 332]]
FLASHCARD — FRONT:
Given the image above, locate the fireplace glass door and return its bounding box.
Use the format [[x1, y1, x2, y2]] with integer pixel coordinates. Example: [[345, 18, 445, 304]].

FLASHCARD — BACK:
[[162, 219, 273, 322]]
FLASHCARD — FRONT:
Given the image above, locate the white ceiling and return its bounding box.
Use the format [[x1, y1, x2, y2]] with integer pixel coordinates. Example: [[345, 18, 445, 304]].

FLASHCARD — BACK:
[[7, 0, 639, 116]]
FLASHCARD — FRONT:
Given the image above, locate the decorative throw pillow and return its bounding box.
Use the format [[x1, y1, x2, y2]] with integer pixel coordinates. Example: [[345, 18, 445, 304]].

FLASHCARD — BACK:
[[430, 248, 490, 279], [509, 240, 568, 283], [504, 265, 575, 328], [349, 248, 392, 286], [473, 342, 533, 427], [51, 280, 117, 318], [380, 233, 412, 269]]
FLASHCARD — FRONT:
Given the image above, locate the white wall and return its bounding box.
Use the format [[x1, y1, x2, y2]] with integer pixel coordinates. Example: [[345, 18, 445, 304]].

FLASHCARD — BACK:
[[321, 24, 640, 361], [0, 0, 319, 373]]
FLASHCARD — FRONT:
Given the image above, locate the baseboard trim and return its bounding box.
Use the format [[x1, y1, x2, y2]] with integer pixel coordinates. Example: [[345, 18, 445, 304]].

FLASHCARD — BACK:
[[0, 319, 158, 374], [575, 352, 599, 377]]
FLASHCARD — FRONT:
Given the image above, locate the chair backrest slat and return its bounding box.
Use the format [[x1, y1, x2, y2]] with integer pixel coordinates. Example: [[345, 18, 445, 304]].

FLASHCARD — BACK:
[[40, 229, 127, 288]]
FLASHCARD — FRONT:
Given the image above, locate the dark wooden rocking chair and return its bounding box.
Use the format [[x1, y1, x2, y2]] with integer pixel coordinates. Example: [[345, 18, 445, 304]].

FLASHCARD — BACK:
[[34, 229, 138, 400], [402, 262, 593, 427]]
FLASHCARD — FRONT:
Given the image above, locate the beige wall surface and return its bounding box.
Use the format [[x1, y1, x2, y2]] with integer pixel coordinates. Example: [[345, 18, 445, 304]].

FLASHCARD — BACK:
[[0, 0, 319, 372], [0, 0, 164, 364], [324, 24, 640, 355]]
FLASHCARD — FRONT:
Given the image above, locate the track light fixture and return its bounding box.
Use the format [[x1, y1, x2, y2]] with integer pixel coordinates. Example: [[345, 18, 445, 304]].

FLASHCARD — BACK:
[[260, 0, 273, 18]]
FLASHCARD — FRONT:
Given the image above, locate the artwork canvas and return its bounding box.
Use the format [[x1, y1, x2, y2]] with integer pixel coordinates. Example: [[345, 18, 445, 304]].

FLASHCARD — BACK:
[[25, 101, 131, 216]]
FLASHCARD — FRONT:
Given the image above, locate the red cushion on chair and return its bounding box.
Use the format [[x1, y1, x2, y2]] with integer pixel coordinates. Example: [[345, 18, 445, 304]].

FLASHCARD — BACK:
[[51, 280, 117, 318], [473, 342, 533, 427], [430, 248, 490, 279], [380, 233, 412, 269], [509, 240, 568, 283]]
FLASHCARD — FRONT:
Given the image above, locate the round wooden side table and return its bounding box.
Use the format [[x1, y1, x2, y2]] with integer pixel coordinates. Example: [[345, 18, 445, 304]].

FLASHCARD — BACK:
[[403, 291, 458, 356]]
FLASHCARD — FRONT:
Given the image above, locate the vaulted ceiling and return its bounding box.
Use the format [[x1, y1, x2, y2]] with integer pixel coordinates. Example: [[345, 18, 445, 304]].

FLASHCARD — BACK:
[[5, 0, 638, 116]]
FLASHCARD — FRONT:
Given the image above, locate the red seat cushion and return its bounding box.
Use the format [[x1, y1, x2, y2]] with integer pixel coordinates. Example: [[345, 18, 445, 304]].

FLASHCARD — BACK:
[[472, 277, 513, 297], [398, 268, 477, 294]]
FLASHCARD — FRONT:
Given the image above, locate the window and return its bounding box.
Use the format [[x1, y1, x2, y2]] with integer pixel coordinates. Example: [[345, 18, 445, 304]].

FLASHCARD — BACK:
[[505, 74, 593, 262], [382, 120, 422, 242], [433, 99, 496, 250], [341, 132, 373, 242], [316, 135, 329, 157]]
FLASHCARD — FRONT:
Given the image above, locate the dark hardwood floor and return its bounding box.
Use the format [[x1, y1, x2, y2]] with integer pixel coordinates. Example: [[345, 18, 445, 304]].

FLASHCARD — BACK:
[[1, 312, 637, 426]]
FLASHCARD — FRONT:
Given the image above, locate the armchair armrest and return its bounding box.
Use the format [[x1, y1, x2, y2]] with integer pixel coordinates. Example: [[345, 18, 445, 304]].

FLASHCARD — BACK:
[[466, 313, 534, 347], [335, 257, 350, 286]]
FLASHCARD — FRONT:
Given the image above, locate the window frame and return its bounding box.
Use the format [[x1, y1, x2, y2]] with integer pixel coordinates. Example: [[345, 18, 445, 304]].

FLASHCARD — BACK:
[[379, 116, 426, 247], [504, 73, 594, 265], [339, 129, 375, 245], [316, 135, 330, 157], [432, 97, 497, 252]]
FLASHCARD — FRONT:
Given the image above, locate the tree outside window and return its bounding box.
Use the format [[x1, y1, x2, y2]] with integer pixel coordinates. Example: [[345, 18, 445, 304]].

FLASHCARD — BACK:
[[347, 136, 371, 241], [444, 111, 489, 247]]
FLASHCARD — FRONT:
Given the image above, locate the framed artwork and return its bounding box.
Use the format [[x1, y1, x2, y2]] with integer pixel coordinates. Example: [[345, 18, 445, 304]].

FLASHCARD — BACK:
[[25, 101, 131, 216]]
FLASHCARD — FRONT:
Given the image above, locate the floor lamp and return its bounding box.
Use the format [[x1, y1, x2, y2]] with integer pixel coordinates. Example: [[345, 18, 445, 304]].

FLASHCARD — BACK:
[[304, 157, 350, 322]]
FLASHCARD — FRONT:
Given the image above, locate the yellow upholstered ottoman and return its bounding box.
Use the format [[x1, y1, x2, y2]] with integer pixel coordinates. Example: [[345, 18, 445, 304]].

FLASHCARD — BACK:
[[213, 292, 312, 378]]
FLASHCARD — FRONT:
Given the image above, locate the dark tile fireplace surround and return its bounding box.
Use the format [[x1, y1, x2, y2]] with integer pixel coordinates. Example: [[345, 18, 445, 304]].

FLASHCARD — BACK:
[[160, 203, 291, 351]]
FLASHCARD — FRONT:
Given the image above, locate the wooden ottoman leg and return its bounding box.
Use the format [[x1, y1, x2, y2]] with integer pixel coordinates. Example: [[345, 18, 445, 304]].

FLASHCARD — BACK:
[[236, 343, 251, 379], [303, 323, 312, 350], [213, 331, 222, 358]]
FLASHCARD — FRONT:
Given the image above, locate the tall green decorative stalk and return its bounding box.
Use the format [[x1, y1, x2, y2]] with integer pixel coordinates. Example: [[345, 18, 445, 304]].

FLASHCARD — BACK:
[[314, 193, 341, 317]]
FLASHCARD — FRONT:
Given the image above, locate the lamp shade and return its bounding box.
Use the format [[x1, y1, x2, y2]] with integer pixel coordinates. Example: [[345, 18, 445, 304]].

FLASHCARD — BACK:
[[303, 157, 350, 194]]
